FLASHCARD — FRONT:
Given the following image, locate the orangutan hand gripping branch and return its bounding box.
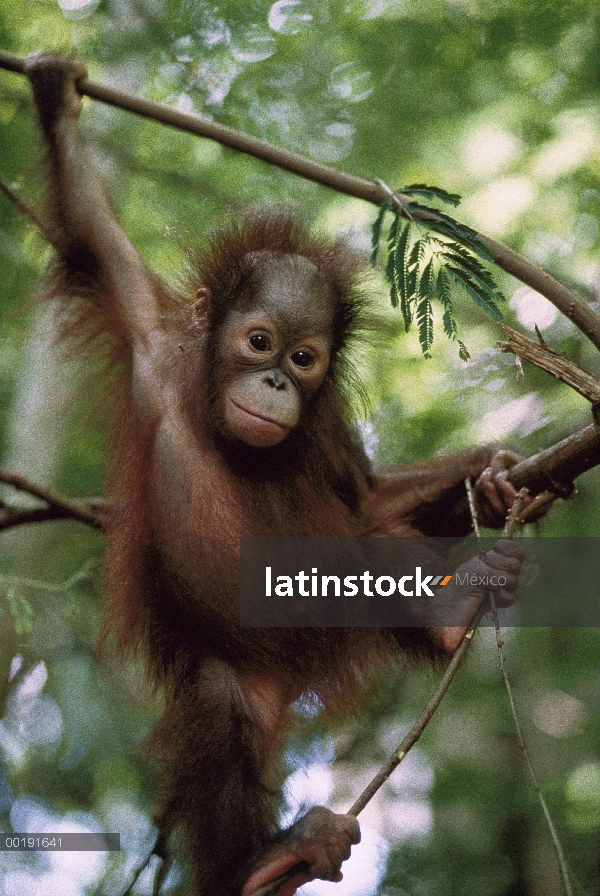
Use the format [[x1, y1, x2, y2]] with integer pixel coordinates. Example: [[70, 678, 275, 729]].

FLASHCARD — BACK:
[[25, 52, 527, 896]]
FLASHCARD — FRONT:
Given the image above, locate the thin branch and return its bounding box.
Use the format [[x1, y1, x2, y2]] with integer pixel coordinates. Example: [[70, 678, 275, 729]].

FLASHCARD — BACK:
[[481, 234, 600, 351], [467, 481, 574, 896], [0, 49, 384, 206], [252, 609, 490, 896], [346, 603, 488, 815], [488, 605, 574, 896], [0, 177, 53, 243], [2, 48, 600, 350], [467, 479, 529, 544], [518, 489, 559, 523], [498, 324, 600, 402], [0, 501, 104, 531], [0, 468, 106, 530]]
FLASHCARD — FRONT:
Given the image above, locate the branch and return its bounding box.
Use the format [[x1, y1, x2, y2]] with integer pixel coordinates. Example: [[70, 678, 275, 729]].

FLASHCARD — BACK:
[[498, 324, 600, 403], [0, 468, 106, 531], [506, 423, 600, 495], [0, 49, 384, 206], [0, 176, 53, 243], [467, 485, 574, 896], [481, 236, 600, 352], [2, 48, 599, 349], [347, 487, 527, 815]]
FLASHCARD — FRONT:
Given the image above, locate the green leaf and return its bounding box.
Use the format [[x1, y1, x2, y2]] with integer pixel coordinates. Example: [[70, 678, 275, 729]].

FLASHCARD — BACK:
[[415, 259, 434, 357], [371, 200, 391, 265], [446, 265, 504, 321], [458, 340, 471, 361], [402, 183, 462, 207], [405, 236, 421, 300], [437, 255, 504, 310], [385, 213, 400, 307], [437, 268, 457, 339], [394, 217, 413, 327], [438, 246, 502, 293], [411, 206, 493, 262], [374, 194, 505, 356]]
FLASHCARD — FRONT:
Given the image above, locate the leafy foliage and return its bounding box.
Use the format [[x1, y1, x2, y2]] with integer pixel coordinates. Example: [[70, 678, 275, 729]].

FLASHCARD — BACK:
[[371, 185, 505, 359]]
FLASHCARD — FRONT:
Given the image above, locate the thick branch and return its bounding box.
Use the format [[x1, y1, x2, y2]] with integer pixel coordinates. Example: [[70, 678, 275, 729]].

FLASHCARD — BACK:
[[507, 423, 600, 494], [2, 48, 600, 349], [498, 324, 600, 402]]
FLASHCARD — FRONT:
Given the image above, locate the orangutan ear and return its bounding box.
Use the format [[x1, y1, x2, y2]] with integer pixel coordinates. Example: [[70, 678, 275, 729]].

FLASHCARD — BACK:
[[193, 286, 212, 320]]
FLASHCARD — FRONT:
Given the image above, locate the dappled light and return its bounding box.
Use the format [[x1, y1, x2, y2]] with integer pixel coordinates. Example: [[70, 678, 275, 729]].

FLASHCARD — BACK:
[[57, 0, 100, 21], [511, 286, 559, 330], [478, 393, 552, 440]]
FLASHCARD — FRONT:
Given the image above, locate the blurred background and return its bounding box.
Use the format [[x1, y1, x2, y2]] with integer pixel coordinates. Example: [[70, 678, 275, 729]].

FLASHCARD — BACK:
[[0, 1, 599, 893]]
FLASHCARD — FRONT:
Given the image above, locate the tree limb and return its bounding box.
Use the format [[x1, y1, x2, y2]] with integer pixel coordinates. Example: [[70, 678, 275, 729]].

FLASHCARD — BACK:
[[506, 423, 600, 495], [2, 48, 600, 350], [0, 468, 106, 530], [498, 324, 600, 403]]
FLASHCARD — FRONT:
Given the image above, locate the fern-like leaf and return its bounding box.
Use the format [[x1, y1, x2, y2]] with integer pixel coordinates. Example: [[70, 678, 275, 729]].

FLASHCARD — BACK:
[[416, 261, 434, 358], [437, 269, 457, 339], [446, 265, 503, 321], [394, 218, 413, 328], [385, 213, 400, 307], [416, 298, 433, 358], [439, 246, 501, 293], [370, 183, 506, 358], [371, 200, 391, 265], [405, 236, 421, 299], [402, 183, 462, 207], [420, 209, 494, 262]]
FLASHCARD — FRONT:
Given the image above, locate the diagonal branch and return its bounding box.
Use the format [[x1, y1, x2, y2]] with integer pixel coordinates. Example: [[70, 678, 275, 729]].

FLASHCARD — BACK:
[[498, 324, 600, 403], [507, 423, 600, 495], [0, 177, 53, 244], [0, 468, 106, 530], [2, 48, 600, 350]]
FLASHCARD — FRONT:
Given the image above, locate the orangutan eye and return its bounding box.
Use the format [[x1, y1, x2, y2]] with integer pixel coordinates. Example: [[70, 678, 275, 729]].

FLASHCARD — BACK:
[[291, 350, 314, 368], [249, 334, 271, 352]]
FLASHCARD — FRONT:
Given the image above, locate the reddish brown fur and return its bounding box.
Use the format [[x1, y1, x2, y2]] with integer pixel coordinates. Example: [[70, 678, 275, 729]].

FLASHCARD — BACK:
[[101, 214, 411, 692]]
